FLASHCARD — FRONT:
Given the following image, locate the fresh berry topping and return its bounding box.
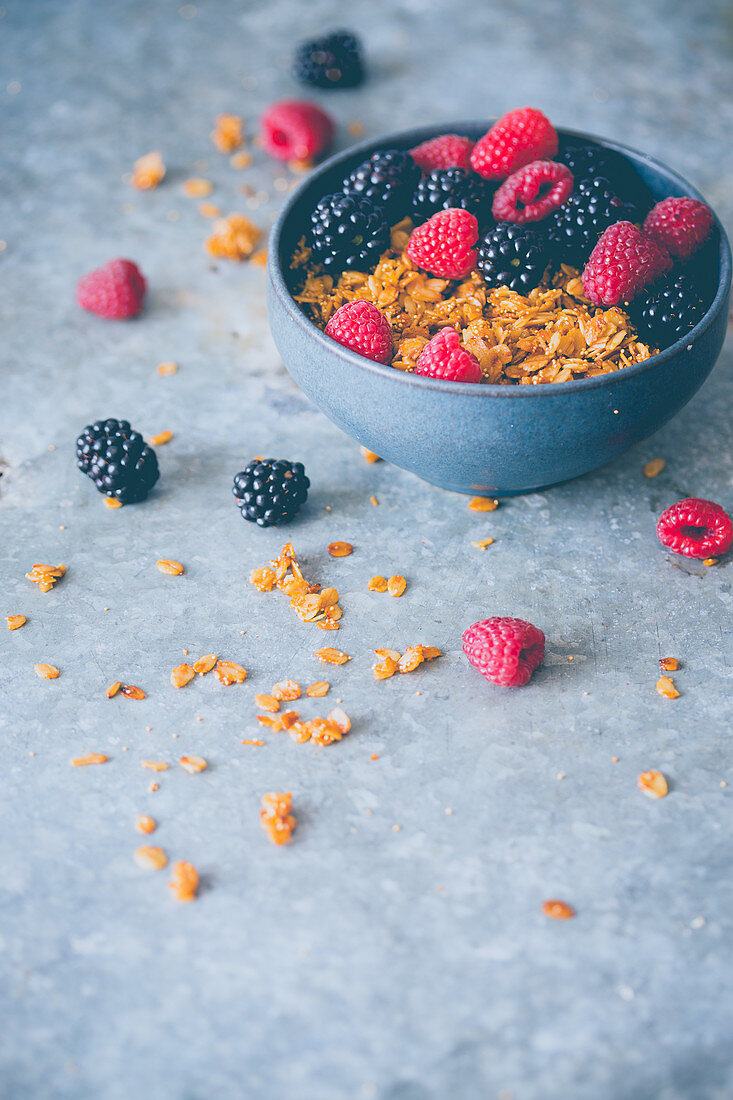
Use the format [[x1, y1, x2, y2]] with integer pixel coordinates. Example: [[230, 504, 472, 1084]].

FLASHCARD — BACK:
[[462, 616, 546, 687], [558, 143, 614, 181], [233, 459, 310, 528], [642, 197, 714, 260], [549, 175, 634, 266], [310, 193, 390, 273], [477, 221, 549, 293], [342, 149, 421, 222], [325, 300, 393, 364], [411, 167, 488, 225], [414, 327, 482, 383], [470, 108, 558, 181], [633, 272, 707, 348], [410, 134, 475, 172], [76, 418, 159, 503], [581, 221, 671, 307], [559, 144, 654, 214], [405, 208, 479, 279], [293, 30, 364, 89], [492, 160, 573, 224], [76, 259, 146, 320], [656, 498, 733, 559], [260, 100, 334, 163]]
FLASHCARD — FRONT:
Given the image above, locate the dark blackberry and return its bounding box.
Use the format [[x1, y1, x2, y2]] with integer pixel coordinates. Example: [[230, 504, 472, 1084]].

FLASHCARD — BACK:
[[232, 459, 309, 528], [558, 143, 615, 181], [632, 273, 707, 349], [411, 167, 489, 226], [76, 418, 159, 504], [293, 30, 364, 89], [342, 149, 420, 223], [477, 222, 550, 294], [549, 176, 633, 266], [310, 193, 390, 273], [559, 143, 653, 215]]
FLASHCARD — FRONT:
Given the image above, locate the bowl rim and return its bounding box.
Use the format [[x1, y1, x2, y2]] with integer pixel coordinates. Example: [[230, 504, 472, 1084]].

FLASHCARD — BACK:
[[268, 121, 732, 399]]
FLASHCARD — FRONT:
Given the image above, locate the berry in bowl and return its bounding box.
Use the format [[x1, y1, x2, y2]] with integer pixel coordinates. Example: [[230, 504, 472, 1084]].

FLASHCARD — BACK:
[[267, 109, 730, 495]]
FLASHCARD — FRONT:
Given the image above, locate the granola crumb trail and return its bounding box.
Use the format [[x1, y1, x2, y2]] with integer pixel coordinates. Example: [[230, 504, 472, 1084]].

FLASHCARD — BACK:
[[168, 860, 199, 902], [171, 664, 196, 688], [230, 151, 252, 169], [315, 648, 351, 665], [256, 693, 281, 712], [182, 177, 213, 198], [198, 201, 221, 218], [241, 739, 266, 746], [157, 361, 178, 376], [148, 782, 159, 792], [328, 541, 353, 557], [271, 679, 301, 701], [34, 663, 59, 679], [371, 753, 379, 761], [469, 497, 499, 511], [373, 645, 441, 680], [193, 653, 217, 675], [387, 575, 407, 597], [6, 614, 26, 630], [398, 646, 424, 674], [71, 753, 108, 767], [659, 657, 679, 672], [368, 576, 388, 592], [131, 151, 166, 190], [135, 814, 156, 834], [370, 495, 379, 506], [211, 113, 244, 153], [638, 770, 669, 799], [121, 684, 146, 700], [214, 660, 247, 685], [542, 899, 576, 920], [306, 681, 330, 697], [179, 755, 207, 774], [250, 567, 277, 591], [104, 498, 123, 509], [106, 681, 122, 698], [260, 792, 296, 845], [147, 430, 173, 446], [142, 760, 169, 772], [251, 543, 345, 628], [206, 213, 262, 261], [656, 675, 680, 699], [471, 536, 494, 550], [643, 458, 666, 478], [156, 559, 185, 576], [26, 563, 66, 593], [134, 845, 168, 870], [360, 447, 381, 463]]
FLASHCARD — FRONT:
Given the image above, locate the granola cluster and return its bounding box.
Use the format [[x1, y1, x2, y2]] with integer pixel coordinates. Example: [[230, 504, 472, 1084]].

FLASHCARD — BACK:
[[250, 542, 344, 630]]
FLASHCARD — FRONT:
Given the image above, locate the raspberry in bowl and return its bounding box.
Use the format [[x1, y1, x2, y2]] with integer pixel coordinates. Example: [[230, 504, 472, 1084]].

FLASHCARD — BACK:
[[267, 117, 731, 495]]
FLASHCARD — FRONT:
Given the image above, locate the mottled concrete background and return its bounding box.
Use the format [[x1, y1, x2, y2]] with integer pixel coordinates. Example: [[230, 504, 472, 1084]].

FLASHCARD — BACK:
[[2, 1, 732, 1098]]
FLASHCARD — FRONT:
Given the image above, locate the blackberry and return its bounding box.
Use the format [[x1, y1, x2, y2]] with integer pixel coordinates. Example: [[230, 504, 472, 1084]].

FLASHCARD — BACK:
[[232, 459, 309, 528], [76, 418, 159, 504], [558, 143, 614, 181], [549, 175, 633, 266], [342, 149, 420, 223], [310, 193, 390, 273], [559, 143, 653, 214], [411, 167, 489, 226], [477, 222, 550, 294], [293, 30, 364, 89], [632, 273, 707, 349]]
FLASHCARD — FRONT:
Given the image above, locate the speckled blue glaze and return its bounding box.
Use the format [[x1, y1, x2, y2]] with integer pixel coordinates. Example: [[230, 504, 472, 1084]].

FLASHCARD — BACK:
[[267, 123, 731, 495]]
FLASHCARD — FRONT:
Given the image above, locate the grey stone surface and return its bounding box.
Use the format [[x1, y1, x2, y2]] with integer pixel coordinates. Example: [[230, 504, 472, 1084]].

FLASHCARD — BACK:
[[2, 1, 733, 1098]]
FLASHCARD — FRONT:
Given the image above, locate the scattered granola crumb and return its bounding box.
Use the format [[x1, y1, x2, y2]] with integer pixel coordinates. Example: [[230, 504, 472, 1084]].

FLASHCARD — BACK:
[[121, 684, 146, 700], [6, 613, 26, 630], [256, 693, 281, 712], [542, 899, 575, 920], [251, 248, 268, 267], [211, 113, 243, 153], [214, 660, 247, 685], [347, 120, 365, 137], [148, 782, 159, 792], [198, 201, 221, 218], [392, 825, 401, 832], [131, 151, 166, 190], [156, 559, 185, 576], [469, 497, 499, 512], [387, 575, 407, 597], [328, 541, 353, 557], [147, 430, 173, 446], [471, 536, 494, 549], [142, 761, 169, 772], [193, 653, 217, 675], [206, 213, 262, 261], [643, 458, 666, 478], [703, 557, 718, 567], [370, 495, 379, 506], [34, 663, 59, 679], [71, 753, 107, 767], [659, 657, 679, 672], [308, 716, 343, 746], [157, 361, 178, 376], [612, 756, 619, 763], [26, 563, 66, 593], [171, 664, 196, 688], [638, 770, 668, 799], [182, 177, 213, 198], [261, 792, 296, 845], [656, 675, 680, 699], [306, 681, 330, 697], [368, 576, 388, 592], [241, 738, 266, 746], [135, 814, 156, 834], [250, 567, 277, 591], [105, 681, 122, 698], [179, 755, 207, 774], [360, 446, 381, 463], [371, 753, 379, 760], [134, 845, 168, 870], [168, 860, 199, 902], [315, 648, 351, 665], [104, 498, 123, 509]]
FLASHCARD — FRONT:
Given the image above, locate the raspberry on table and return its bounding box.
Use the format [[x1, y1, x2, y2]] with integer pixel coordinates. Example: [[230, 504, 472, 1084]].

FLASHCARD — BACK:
[[411, 167, 489, 225], [549, 175, 633, 266], [492, 160, 573, 224], [325, 300, 393, 364], [633, 272, 707, 348], [643, 197, 714, 260], [260, 100, 334, 163], [310, 193, 390, 272], [656, 498, 732, 559], [76, 259, 146, 320], [410, 134, 475, 172], [405, 208, 479, 279], [293, 30, 364, 89], [470, 107, 558, 181], [581, 221, 671, 307], [477, 221, 549, 293], [233, 459, 310, 527], [414, 327, 482, 383], [342, 149, 421, 222], [462, 617, 546, 687], [76, 418, 159, 503]]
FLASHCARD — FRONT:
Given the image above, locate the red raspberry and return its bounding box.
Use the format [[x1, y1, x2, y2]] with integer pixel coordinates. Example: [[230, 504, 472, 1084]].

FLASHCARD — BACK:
[[642, 197, 714, 260], [462, 616, 546, 687], [656, 497, 732, 559], [260, 100, 334, 163], [470, 107, 558, 181], [324, 300, 393, 364], [492, 160, 573, 224], [76, 259, 146, 320], [405, 208, 478, 279], [414, 328, 482, 383], [410, 134, 475, 172], [581, 221, 671, 307]]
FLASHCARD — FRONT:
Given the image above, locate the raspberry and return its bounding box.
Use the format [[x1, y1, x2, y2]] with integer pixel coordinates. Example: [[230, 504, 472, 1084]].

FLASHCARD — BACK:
[[491, 160, 573, 224], [414, 328, 482, 383], [76, 259, 146, 320], [581, 221, 671, 307], [642, 197, 714, 260], [405, 208, 478, 279], [470, 108, 558, 182], [656, 498, 733, 559], [462, 617, 545, 687], [325, 300, 393, 364], [410, 134, 475, 172], [260, 100, 334, 163]]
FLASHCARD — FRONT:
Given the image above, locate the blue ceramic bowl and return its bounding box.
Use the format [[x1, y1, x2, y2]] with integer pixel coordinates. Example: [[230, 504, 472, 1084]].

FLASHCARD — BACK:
[[267, 123, 731, 495]]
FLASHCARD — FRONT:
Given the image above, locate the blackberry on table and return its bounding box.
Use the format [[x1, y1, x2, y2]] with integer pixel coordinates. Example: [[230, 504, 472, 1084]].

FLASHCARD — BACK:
[[76, 418, 159, 503], [342, 149, 420, 223], [477, 222, 550, 294], [310, 193, 390, 272], [293, 30, 364, 89], [632, 272, 707, 349], [411, 167, 489, 226], [549, 175, 633, 266], [232, 459, 309, 528]]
